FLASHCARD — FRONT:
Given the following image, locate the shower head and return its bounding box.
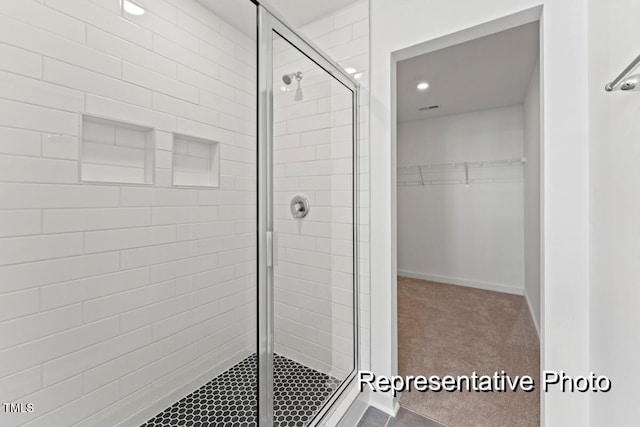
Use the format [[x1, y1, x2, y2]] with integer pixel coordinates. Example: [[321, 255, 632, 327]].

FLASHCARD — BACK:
[[282, 72, 304, 101], [282, 71, 303, 101], [282, 71, 303, 85]]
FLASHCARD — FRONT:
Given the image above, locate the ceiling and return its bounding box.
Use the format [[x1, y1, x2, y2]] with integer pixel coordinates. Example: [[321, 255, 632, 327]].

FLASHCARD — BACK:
[[196, 0, 256, 35], [268, 0, 360, 27], [397, 22, 540, 123], [197, 0, 360, 36]]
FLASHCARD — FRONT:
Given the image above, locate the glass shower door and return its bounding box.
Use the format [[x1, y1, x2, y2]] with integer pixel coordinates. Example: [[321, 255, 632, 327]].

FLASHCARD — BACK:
[[258, 8, 359, 426]]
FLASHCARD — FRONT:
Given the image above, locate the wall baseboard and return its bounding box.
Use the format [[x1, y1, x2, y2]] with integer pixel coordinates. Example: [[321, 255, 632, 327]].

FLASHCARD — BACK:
[[369, 391, 397, 417], [523, 288, 540, 338], [397, 270, 524, 295]]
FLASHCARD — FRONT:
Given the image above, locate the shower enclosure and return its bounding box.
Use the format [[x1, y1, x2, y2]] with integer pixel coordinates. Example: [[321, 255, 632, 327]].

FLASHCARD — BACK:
[[258, 9, 360, 425], [0, 0, 359, 426]]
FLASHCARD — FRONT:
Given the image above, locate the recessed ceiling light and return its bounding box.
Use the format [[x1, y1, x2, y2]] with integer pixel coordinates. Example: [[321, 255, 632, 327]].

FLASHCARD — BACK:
[[123, 0, 145, 16], [354, 72, 363, 80], [417, 82, 429, 91], [345, 67, 357, 74]]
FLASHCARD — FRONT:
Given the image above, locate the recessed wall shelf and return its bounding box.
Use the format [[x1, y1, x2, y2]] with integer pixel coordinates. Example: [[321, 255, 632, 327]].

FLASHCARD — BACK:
[[172, 134, 220, 188], [80, 114, 155, 185]]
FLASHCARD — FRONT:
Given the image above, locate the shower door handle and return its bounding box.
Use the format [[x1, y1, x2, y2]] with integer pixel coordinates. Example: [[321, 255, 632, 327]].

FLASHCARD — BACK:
[[266, 231, 274, 267]]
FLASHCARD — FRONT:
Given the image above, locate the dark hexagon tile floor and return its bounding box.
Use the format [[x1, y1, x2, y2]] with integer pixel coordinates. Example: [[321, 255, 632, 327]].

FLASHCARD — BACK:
[[141, 354, 341, 427]]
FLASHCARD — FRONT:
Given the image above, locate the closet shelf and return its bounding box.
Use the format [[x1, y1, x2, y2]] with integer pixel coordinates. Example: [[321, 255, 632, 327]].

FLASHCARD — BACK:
[[398, 157, 527, 186], [398, 157, 527, 171]]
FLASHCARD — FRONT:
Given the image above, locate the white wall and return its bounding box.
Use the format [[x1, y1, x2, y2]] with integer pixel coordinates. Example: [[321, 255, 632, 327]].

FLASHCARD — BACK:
[[0, 1, 257, 425], [397, 106, 525, 294], [370, 1, 590, 424], [523, 61, 541, 332], [588, 0, 640, 424]]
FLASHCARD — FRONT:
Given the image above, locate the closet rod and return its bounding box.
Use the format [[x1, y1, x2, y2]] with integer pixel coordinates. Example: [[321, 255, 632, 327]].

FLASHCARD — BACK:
[[398, 157, 527, 170], [397, 178, 524, 186]]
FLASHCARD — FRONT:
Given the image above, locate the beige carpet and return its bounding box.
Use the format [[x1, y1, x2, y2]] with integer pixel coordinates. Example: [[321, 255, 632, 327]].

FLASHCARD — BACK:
[[398, 277, 540, 427]]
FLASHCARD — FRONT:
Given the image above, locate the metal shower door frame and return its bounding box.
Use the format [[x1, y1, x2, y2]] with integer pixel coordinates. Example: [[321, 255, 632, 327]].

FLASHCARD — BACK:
[[257, 4, 361, 426]]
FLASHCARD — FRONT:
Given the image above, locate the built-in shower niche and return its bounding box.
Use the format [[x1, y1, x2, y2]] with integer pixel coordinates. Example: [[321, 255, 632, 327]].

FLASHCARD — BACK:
[[80, 114, 155, 185], [172, 134, 220, 188]]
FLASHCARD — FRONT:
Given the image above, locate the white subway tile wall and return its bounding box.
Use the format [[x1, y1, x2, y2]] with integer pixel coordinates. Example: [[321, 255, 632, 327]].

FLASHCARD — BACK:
[[272, 0, 370, 378], [0, 0, 370, 424], [0, 1, 257, 426], [308, 0, 370, 375]]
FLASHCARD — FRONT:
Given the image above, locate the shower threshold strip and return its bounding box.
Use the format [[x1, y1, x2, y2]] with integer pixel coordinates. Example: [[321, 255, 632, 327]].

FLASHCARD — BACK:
[[141, 354, 341, 427]]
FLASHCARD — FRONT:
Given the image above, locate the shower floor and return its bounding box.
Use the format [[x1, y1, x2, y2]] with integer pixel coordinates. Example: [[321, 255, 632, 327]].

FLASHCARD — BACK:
[[141, 354, 341, 427]]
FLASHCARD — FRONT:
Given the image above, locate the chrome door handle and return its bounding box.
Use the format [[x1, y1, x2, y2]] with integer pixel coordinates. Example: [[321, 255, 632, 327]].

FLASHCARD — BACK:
[[266, 231, 273, 267]]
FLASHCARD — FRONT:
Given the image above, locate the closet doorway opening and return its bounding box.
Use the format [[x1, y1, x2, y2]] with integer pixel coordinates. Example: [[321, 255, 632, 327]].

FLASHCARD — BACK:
[[393, 14, 542, 427]]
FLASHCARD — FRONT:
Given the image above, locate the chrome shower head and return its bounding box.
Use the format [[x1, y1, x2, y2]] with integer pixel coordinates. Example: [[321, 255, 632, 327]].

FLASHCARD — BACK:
[[282, 72, 304, 101], [282, 71, 303, 85]]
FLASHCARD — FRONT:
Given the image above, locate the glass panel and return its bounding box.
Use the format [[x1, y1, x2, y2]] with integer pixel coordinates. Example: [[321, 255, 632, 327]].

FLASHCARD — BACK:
[[272, 30, 355, 425]]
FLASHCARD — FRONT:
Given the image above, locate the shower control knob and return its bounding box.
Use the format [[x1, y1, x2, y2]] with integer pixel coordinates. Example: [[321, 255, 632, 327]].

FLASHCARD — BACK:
[[290, 195, 310, 219]]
